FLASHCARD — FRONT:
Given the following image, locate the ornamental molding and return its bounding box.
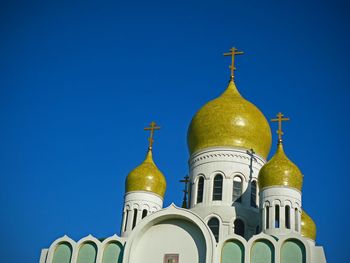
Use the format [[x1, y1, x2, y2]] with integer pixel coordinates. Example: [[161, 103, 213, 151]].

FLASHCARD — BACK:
[[190, 150, 265, 168]]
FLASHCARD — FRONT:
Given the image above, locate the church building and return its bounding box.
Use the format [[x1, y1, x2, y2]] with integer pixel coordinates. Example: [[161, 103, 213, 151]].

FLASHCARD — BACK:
[[40, 48, 327, 263]]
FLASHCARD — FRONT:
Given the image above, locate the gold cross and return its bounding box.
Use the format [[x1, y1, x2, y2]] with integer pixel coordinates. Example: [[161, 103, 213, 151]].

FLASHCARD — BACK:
[[271, 112, 290, 142], [223, 47, 244, 80], [144, 121, 160, 149]]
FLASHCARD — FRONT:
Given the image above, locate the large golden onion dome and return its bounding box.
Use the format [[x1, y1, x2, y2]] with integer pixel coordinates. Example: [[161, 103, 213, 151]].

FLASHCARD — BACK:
[[258, 142, 303, 191], [301, 210, 317, 240], [125, 149, 166, 197], [187, 80, 272, 158]]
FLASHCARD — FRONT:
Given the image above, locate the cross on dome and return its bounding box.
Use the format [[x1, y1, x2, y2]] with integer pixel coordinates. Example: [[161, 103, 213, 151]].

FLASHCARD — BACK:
[[144, 121, 161, 149], [223, 47, 244, 80], [271, 112, 290, 142]]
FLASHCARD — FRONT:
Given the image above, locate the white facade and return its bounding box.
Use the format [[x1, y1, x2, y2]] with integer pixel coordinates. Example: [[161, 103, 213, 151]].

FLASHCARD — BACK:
[[260, 186, 302, 236], [121, 191, 163, 237], [188, 147, 265, 241], [40, 205, 326, 263], [40, 145, 327, 263]]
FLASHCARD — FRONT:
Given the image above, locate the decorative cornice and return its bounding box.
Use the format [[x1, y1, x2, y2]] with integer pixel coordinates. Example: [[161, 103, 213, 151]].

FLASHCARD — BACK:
[[189, 148, 265, 168]]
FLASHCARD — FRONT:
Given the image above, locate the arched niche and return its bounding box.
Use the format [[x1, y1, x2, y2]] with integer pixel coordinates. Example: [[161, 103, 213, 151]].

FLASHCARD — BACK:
[[251, 239, 274, 263], [281, 239, 306, 263], [129, 218, 207, 263], [102, 241, 123, 263], [222, 240, 244, 263], [52, 242, 72, 263], [77, 242, 97, 263]]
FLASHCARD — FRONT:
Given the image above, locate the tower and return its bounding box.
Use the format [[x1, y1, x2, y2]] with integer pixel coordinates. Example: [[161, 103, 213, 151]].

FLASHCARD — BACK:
[[121, 122, 166, 237], [186, 48, 272, 241], [258, 112, 317, 242]]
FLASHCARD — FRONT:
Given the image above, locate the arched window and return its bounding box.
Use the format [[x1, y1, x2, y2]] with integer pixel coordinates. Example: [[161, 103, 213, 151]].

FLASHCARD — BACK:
[[285, 205, 291, 229], [52, 242, 72, 263], [212, 174, 223, 201], [275, 205, 280, 228], [188, 182, 192, 207], [132, 209, 137, 229], [295, 208, 299, 231], [233, 176, 242, 203], [251, 180, 257, 207], [251, 240, 275, 263], [266, 206, 270, 229], [102, 242, 123, 263], [281, 239, 306, 263], [208, 217, 220, 242], [142, 209, 147, 219], [197, 177, 204, 203], [77, 242, 97, 263], [234, 219, 245, 237], [124, 210, 129, 231]]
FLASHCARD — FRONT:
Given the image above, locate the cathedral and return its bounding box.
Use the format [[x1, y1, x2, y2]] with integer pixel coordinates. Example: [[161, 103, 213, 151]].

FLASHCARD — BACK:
[[40, 48, 327, 263]]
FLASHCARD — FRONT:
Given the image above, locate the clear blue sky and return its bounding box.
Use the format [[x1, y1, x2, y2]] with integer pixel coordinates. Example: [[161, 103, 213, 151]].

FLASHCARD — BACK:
[[1, 0, 349, 262]]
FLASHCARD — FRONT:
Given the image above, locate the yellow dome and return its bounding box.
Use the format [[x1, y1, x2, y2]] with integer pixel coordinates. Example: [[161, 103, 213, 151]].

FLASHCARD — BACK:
[[301, 210, 317, 240], [258, 142, 303, 190], [125, 149, 166, 197], [187, 80, 272, 158]]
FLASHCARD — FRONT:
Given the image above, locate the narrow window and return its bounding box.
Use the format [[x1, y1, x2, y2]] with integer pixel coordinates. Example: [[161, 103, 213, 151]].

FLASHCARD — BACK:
[[197, 177, 204, 203], [295, 208, 299, 231], [266, 206, 270, 229], [233, 176, 242, 203], [212, 174, 223, 201], [208, 217, 220, 242], [250, 180, 257, 207], [234, 219, 245, 237], [275, 205, 280, 228], [124, 210, 129, 231], [188, 182, 192, 207], [142, 209, 147, 219], [132, 209, 137, 229], [285, 205, 290, 229]]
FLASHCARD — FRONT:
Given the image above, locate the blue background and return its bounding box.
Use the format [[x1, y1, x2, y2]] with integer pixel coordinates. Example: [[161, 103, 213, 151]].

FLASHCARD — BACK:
[[1, 0, 349, 262]]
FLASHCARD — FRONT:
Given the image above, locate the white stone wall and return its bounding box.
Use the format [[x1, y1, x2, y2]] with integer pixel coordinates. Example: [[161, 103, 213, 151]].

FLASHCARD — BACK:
[[121, 191, 163, 237], [188, 147, 265, 241], [40, 205, 327, 263], [260, 186, 302, 236]]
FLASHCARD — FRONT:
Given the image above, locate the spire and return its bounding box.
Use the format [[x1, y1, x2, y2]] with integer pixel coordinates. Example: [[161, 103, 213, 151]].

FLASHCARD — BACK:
[[271, 112, 290, 144], [223, 47, 244, 81]]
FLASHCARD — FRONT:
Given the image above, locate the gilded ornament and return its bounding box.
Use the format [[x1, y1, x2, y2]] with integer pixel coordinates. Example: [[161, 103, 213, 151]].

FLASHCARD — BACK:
[[125, 149, 166, 197], [301, 210, 317, 240], [125, 121, 166, 197], [187, 80, 272, 158], [258, 142, 303, 190]]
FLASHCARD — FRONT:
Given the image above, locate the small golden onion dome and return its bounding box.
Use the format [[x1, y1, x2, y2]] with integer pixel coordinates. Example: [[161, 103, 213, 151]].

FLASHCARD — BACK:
[[187, 80, 272, 158], [301, 210, 317, 240], [258, 142, 303, 190], [125, 149, 166, 197]]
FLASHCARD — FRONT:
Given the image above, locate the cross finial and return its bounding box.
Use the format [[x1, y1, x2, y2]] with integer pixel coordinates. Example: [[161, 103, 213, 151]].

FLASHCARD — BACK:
[[223, 47, 244, 80], [180, 175, 190, 208], [271, 112, 290, 143], [144, 121, 160, 150]]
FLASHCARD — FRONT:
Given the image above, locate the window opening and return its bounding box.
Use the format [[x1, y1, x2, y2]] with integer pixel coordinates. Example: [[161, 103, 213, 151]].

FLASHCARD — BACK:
[[208, 217, 220, 242], [197, 177, 204, 203], [233, 176, 242, 203], [212, 174, 223, 201]]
